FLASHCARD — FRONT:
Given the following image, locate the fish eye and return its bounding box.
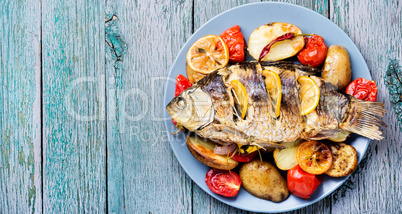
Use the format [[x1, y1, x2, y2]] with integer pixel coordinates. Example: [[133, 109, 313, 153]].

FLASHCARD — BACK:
[[176, 97, 186, 109]]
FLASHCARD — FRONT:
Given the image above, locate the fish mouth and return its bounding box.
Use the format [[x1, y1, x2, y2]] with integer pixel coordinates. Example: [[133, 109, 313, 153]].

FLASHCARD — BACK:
[[166, 88, 215, 131], [166, 96, 178, 115]]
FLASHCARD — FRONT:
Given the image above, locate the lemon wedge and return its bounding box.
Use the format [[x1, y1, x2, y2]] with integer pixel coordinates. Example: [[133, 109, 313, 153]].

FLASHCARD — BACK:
[[298, 76, 320, 115], [187, 35, 229, 75], [262, 69, 282, 117], [231, 80, 248, 119]]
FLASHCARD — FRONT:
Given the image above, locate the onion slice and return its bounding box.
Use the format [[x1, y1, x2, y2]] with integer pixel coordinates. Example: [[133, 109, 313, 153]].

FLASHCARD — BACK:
[[214, 144, 237, 155]]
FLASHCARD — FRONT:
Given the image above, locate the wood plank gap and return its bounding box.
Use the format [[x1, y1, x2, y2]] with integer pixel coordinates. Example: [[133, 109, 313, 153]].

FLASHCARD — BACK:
[[328, 0, 331, 19], [192, 0, 195, 33], [40, 0, 44, 213], [104, 9, 109, 214]]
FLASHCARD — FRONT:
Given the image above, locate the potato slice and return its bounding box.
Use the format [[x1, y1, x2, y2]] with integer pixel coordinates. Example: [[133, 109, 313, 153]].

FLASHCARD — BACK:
[[328, 129, 352, 142], [325, 142, 358, 177], [273, 143, 300, 171], [248, 22, 305, 61], [186, 135, 239, 170], [239, 160, 289, 202]]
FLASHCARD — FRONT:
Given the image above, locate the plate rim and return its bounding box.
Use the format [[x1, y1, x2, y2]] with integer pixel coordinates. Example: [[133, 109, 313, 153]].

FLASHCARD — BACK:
[[163, 2, 371, 213]]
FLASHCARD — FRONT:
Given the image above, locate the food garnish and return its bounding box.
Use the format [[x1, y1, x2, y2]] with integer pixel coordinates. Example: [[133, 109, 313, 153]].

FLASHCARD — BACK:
[[205, 168, 241, 197], [166, 22, 387, 202], [187, 135, 239, 170], [187, 35, 229, 75], [240, 160, 289, 202], [287, 165, 322, 199], [175, 74, 192, 96], [231, 79, 248, 119], [325, 142, 358, 177], [345, 78, 378, 101], [220, 25, 246, 63], [298, 76, 320, 115], [296, 141, 333, 175], [248, 22, 305, 61], [262, 69, 282, 117], [322, 45, 352, 90], [328, 130, 351, 142], [297, 35, 327, 67], [230, 150, 257, 162], [258, 33, 311, 61], [274, 143, 299, 171]]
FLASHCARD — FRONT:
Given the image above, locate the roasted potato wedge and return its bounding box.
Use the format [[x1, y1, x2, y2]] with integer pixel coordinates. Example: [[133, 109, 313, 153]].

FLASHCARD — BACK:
[[325, 142, 358, 177], [322, 45, 352, 90], [239, 160, 289, 202], [248, 22, 305, 61], [186, 135, 239, 170]]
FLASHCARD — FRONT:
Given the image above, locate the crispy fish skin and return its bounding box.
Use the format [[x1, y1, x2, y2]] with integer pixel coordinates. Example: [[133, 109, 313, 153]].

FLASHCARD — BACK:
[[166, 61, 386, 149]]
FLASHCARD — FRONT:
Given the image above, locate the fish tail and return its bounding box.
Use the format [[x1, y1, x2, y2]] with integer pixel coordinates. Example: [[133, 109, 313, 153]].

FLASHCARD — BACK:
[[341, 98, 387, 140]]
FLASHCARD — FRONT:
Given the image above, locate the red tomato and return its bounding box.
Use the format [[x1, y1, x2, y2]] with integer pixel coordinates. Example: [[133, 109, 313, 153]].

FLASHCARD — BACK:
[[297, 35, 327, 67], [287, 165, 322, 199], [345, 78, 377, 101], [220, 25, 246, 63], [230, 151, 257, 162], [205, 169, 241, 197], [175, 74, 192, 96]]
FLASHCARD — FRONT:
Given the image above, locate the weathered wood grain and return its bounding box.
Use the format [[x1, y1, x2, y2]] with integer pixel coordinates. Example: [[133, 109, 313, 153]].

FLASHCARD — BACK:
[[1, 0, 400, 213], [41, 0, 106, 213], [0, 1, 42, 213], [105, 0, 193, 213], [330, 0, 402, 213], [192, 1, 330, 213]]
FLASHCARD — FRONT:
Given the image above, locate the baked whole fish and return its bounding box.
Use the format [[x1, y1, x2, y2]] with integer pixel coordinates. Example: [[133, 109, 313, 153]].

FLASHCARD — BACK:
[[166, 61, 386, 149]]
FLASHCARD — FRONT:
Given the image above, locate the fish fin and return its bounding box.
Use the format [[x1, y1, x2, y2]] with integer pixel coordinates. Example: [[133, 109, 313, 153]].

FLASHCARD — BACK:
[[341, 99, 387, 140]]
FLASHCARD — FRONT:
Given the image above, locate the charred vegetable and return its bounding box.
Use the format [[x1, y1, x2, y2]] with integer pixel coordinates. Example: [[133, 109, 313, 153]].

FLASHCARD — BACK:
[[248, 22, 305, 61]]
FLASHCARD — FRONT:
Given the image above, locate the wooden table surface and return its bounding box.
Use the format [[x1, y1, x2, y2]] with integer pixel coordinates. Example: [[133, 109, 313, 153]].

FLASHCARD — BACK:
[[1, 0, 401, 213]]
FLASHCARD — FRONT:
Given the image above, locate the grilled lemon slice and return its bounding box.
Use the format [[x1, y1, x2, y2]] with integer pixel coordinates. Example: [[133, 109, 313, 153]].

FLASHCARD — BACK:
[[298, 76, 320, 115], [263, 69, 282, 117], [325, 142, 358, 177], [187, 35, 229, 75], [297, 141, 333, 175], [231, 80, 248, 119]]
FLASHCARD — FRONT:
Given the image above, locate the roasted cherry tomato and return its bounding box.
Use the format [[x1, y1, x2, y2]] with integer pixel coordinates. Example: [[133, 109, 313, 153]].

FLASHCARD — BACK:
[[297, 35, 327, 67], [345, 78, 377, 101], [172, 75, 192, 124], [205, 168, 241, 197], [175, 74, 192, 96], [220, 25, 246, 63], [230, 151, 258, 162], [287, 165, 322, 199]]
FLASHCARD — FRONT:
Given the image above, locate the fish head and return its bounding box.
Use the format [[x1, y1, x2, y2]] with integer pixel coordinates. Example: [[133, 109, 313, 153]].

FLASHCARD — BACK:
[[166, 87, 214, 131]]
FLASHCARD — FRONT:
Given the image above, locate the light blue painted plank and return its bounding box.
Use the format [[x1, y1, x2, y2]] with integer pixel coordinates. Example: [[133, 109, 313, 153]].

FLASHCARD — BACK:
[[330, 0, 402, 213], [41, 0, 106, 213], [105, 0, 193, 213], [0, 1, 42, 213]]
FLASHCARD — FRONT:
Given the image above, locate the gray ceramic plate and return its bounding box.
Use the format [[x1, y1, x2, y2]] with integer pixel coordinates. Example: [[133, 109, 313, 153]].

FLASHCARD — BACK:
[[163, 2, 371, 213]]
